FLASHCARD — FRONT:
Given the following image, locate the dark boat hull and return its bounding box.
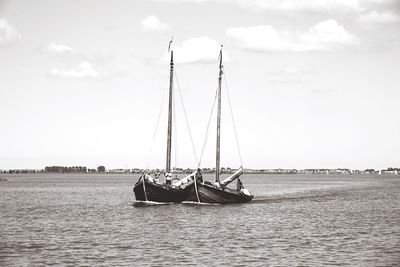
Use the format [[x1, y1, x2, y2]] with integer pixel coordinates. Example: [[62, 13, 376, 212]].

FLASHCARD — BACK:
[[133, 178, 189, 203], [185, 182, 253, 204]]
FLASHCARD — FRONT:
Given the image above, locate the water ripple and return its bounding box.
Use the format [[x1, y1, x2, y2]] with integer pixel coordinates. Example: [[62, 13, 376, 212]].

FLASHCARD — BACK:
[[1, 174, 399, 266]]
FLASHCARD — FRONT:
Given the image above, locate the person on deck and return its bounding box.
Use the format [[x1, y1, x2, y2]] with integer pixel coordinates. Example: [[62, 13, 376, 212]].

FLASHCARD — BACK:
[[195, 168, 203, 183], [165, 172, 172, 186], [154, 169, 160, 183], [237, 178, 244, 191]]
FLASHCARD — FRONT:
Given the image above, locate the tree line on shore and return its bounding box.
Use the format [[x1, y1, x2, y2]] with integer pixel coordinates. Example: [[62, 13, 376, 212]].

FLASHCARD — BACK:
[[2, 166, 106, 174], [1, 166, 399, 175], [44, 166, 106, 173]]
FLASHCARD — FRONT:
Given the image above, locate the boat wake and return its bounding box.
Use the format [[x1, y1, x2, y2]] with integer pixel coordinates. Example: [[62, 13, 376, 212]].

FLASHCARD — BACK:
[[181, 201, 221, 206], [132, 200, 176, 207], [132, 191, 338, 207], [251, 192, 338, 204]]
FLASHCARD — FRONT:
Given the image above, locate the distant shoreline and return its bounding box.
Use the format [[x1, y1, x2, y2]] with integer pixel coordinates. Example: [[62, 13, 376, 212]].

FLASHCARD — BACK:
[[1, 169, 399, 176]]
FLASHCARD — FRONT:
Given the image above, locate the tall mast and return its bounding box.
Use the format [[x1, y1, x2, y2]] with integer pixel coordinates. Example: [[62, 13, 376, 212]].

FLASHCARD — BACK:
[[216, 45, 223, 183], [166, 41, 174, 173]]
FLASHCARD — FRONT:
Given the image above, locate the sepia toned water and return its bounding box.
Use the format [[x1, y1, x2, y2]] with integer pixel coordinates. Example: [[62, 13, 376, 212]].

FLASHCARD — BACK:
[[1, 173, 399, 266]]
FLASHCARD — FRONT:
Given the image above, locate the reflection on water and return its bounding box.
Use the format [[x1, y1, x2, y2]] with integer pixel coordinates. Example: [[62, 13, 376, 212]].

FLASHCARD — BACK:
[[1, 174, 399, 266]]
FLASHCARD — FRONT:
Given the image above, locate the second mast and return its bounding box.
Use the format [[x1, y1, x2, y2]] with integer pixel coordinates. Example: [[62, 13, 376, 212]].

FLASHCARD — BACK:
[[166, 46, 174, 173]]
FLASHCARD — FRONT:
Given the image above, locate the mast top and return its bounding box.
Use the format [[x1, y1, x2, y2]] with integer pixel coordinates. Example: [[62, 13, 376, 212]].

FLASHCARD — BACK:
[[168, 36, 173, 52], [219, 45, 223, 70], [169, 37, 174, 65]]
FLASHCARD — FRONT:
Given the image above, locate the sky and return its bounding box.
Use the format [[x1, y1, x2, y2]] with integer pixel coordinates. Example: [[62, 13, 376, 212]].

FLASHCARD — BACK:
[[0, 0, 399, 170]]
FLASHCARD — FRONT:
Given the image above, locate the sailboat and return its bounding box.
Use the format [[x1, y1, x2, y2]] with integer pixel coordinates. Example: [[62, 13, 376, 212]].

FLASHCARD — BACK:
[[185, 46, 254, 204], [133, 40, 198, 203]]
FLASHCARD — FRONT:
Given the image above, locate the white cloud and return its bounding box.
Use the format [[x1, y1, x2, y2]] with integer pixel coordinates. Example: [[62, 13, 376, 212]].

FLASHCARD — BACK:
[[47, 42, 74, 54], [162, 36, 227, 64], [141, 15, 170, 32], [49, 61, 100, 78], [301, 20, 358, 48], [359, 11, 400, 23], [226, 19, 358, 52], [0, 18, 21, 44], [235, 0, 362, 12]]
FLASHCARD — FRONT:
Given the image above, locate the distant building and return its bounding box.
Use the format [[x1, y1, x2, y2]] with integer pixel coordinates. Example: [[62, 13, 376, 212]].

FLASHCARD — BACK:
[[352, 169, 363, 175], [380, 168, 399, 175], [131, 168, 142, 174], [364, 169, 377, 175], [108, 169, 130, 173]]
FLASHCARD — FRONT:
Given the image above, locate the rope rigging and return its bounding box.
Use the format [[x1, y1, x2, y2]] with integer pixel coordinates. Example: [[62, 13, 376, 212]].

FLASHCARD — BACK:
[[146, 68, 199, 171], [174, 70, 199, 167], [145, 89, 166, 170], [197, 67, 244, 169], [145, 46, 243, 172], [223, 70, 244, 168], [198, 86, 219, 167]]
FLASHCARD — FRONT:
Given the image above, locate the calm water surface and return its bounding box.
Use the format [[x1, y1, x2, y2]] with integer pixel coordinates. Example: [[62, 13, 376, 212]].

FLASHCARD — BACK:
[[1, 173, 399, 266]]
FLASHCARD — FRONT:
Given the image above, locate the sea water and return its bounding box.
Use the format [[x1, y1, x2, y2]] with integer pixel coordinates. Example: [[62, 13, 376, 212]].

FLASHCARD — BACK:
[[1, 174, 399, 266]]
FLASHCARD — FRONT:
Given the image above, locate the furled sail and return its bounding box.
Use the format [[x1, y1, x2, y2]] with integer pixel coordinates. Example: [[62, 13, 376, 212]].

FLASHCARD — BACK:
[[220, 168, 243, 187], [172, 170, 197, 188]]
